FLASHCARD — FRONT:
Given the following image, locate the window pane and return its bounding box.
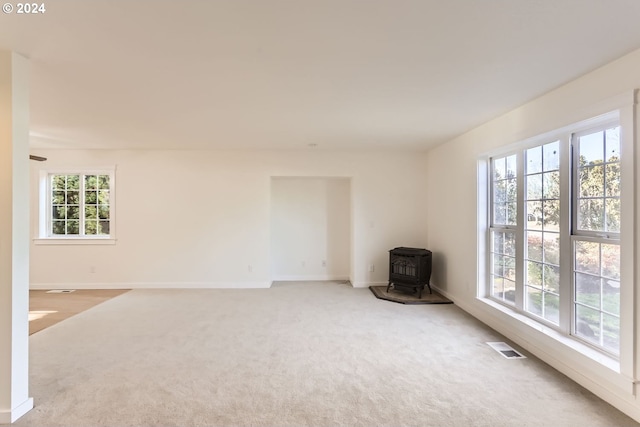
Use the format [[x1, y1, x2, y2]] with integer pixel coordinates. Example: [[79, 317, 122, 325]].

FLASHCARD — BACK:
[[85, 220, 97, 235], [504, 279, 516, 304], [506, 201, 517, 225], [543, 141, 560, 171], [506, 155, 517, 178], [492, 155, 517, 228], [52, 175, 66, 190], [66, 191, 79, 205], [575, 273, 600, 309], [603, 314, 620, 354], [575, 305, 601, 345], [85, 175, 98, 190], [98, 175, 110, 190], [603, 279, 620, 316], [494, 157, 506, 180], [493, 232, 504, 254], [52, 221, 65, 235], [526, 287, 543, 317], [542, 200, 559, 231], [506, 178, 517, 202], [98, 206, 110, 220], [543, 265, 560, 293], [85, 206, 97, 219], [490, 229, 517, 305], [606, 127, 620, 162], [52, 206, 66, 220], [579, 165, 604, 197], [601, 243, 620, 280], [543, 232, 559, 265], [578, 199, 605, 231], [544, 293, 560, 324], [67, 175, 80, 190], [526, 232, 542, 262], [493, 181, 506, 204], [98, 220, 110, 235], [493, 254, 504, 277], [85, 191, 98, 204], [543, 171, 559, 199], [575, 241, 599, 274], [504, 256, 515, 281], [67, 220, 79, 235], [527, 174, 542, 200], [504, 232, 515, 257], [605, 198, 620, 233], [526, 261, 542, 287], [67, 206, 80, 220], [98, 190, 110, 205], [605, 164, 620, 197], [526, 146, 542, 174], [492, 276, 504, 299], [52, 191, 65, 204], [494, 204, 506, 224], [579, 131, 604, 164], [493, 231, 515, 256], [526, 201, 542, 228]]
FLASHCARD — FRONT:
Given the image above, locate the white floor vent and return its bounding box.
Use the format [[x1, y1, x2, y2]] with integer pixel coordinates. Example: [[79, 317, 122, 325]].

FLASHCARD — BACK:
[[46, 289, 76, 294], [487, 342, 526, 359]]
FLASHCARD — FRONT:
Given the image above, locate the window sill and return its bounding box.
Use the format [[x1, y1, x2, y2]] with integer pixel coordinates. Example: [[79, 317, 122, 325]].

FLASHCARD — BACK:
[[33, 238, 117, 245], [477, 296, 620, 373]]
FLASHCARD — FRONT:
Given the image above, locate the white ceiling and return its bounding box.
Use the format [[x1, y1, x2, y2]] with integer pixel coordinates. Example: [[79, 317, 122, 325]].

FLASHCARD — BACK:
[[2, 0, 640, 151]]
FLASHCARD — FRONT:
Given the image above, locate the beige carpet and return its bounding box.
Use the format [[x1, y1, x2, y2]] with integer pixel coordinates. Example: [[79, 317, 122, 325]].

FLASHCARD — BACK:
[[15, 281, 639, 427], [29, 289, 130, 335]]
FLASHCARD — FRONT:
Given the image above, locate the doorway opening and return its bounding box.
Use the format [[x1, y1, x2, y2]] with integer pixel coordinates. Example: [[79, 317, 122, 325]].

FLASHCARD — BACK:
[[270, 177, 351, 282]]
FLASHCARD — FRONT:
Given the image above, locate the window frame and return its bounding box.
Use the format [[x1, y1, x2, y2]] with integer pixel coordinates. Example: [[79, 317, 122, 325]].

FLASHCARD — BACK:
[[36, 168, 117, 245], [488, 152, 519, 307], [483, 111, 626, 359], [570, 123, 622, 354]]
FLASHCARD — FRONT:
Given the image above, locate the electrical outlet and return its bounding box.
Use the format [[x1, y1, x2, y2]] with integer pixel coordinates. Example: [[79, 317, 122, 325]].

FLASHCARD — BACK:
[[248, 265, 252, 273], [90, 266, 96, 274], [368, 264, 374, 273], [322, 260, 326, 267]]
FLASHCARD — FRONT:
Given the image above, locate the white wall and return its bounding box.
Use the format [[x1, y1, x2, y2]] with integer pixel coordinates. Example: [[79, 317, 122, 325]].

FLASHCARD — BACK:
[[271, 177, 350, 281], [0, 50, 33, 424], [425, 48, 640, 421], [29, 149, 428, 289]]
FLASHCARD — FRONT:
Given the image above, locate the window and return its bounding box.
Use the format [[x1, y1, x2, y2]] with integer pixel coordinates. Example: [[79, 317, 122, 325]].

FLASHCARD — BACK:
[[524, 140, 560, 324], [572, 127, 621, 353], [490, 154, 517, 305], [487, 119, 623, 357], [38, 170, 115, 241]]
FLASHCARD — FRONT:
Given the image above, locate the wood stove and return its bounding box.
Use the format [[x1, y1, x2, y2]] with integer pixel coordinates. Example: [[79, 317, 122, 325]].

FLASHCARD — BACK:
[[386, 247, 432, 298]]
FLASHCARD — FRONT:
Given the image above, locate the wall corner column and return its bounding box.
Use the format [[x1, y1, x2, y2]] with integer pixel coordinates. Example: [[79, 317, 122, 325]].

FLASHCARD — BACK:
[[0, 51, 33, 424]]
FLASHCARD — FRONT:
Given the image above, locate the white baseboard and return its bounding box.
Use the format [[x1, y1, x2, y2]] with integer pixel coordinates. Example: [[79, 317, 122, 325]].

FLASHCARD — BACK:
[[0, 397, 33, 424], [30, 281, 272, 290]]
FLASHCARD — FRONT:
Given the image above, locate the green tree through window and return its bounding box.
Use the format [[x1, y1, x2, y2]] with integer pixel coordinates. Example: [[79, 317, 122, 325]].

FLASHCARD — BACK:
[[49, 173, 112, 237]]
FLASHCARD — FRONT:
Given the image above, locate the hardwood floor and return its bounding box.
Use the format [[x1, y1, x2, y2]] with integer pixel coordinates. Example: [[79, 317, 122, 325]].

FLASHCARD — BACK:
[[29, 289, 130, 335]]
